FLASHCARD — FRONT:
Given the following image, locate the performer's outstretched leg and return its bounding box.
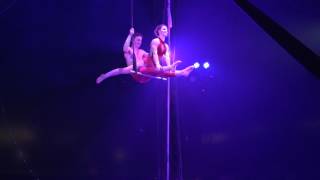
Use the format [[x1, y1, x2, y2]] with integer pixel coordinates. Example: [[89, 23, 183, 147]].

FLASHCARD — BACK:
[[139, 65, 194, 78], [139, 60, 182, 76], [162, 60, 182, 71], [96, 65, 133, 84], [174, 65, 195, 77]]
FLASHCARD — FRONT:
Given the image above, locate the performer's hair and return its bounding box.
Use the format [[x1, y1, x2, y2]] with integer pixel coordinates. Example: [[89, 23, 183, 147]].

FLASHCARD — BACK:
[[131, 32, 143, 45], [154, 24, 167, 37]]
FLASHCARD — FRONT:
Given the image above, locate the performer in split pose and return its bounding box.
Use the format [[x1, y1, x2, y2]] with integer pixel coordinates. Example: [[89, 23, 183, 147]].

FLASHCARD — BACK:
[[138, 24, 194, 77], [96, 26, 193, 84]]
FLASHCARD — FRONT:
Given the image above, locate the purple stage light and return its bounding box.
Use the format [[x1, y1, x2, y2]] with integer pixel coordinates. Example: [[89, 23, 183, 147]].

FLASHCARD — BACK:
[[203, 62, 210, 69], [194, 62, 200, 69]]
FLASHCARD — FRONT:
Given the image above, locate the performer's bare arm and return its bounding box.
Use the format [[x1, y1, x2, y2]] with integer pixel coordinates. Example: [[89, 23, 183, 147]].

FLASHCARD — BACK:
[[123, 28, 134, 53]]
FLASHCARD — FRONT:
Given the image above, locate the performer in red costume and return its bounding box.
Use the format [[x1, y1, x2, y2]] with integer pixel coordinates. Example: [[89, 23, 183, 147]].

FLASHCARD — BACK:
[[139, 24, 194, 77], [96, 25, 193, 84]]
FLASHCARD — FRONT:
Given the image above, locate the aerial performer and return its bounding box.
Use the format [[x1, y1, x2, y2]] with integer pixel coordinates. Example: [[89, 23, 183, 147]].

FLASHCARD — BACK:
[[139, 24, 194, 78], [96, 25, 194, 84]]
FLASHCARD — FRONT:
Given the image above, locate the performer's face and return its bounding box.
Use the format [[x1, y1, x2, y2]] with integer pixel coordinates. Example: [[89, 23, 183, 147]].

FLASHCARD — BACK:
[[133, 36, 142, 48], [158, 25, 168, 37]]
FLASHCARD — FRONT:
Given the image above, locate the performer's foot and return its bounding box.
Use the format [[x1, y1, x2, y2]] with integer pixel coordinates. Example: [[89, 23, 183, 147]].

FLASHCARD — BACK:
[[96, 74, 106, 84], [181, 65, 195, 77]]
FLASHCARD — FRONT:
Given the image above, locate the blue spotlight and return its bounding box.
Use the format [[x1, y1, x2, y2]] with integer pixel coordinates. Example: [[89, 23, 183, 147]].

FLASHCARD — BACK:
[[203, 62, 210, 69], [193, 62, 200, 69]]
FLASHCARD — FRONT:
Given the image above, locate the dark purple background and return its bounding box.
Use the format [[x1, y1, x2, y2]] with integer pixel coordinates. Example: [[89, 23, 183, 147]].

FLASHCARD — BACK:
[[1, 0, 320, 179]]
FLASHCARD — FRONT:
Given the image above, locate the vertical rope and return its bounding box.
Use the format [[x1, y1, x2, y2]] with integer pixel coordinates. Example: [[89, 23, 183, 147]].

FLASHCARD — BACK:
[[130, 0, 134, 27], [130, 0, 137, 71], [166, 1, 172, 179], [166, 78, 171, 180]]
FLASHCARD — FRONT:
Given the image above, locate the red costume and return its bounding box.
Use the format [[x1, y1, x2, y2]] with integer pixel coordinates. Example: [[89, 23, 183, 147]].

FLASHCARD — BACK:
[[130, 73, 150, 83], [140, 38, 175, 77], [130, 38, 176, 83]]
